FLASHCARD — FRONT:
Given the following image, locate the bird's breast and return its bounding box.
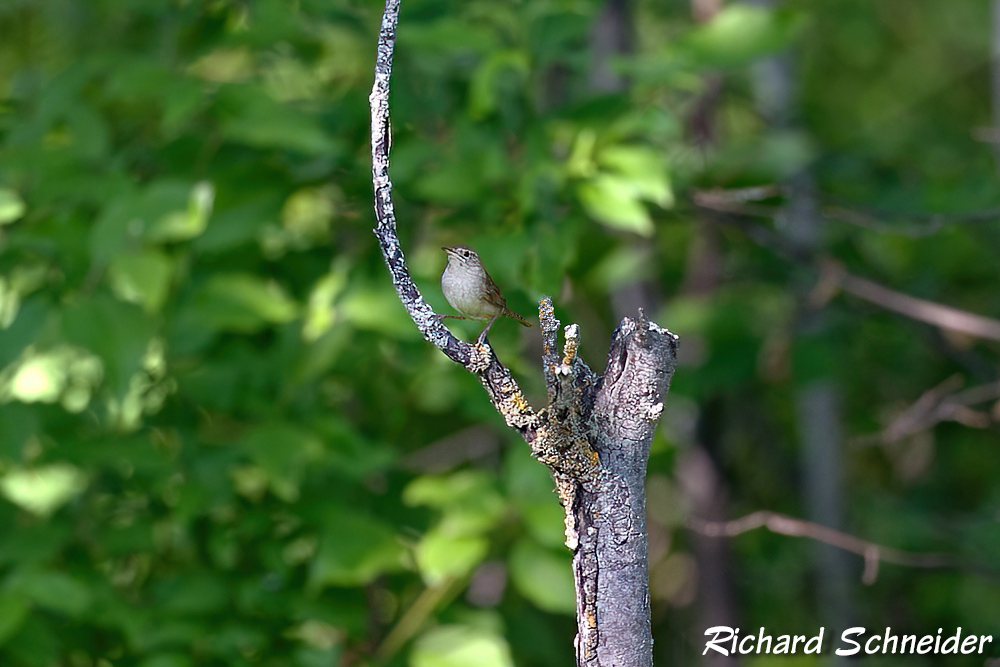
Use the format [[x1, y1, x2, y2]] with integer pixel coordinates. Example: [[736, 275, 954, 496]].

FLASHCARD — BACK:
[[441, 264, 494, 317]]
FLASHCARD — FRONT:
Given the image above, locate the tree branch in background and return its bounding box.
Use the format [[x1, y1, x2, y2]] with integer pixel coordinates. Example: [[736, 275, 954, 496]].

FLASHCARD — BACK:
[[691, 191, 1000, 342], [688, 511, 965, 585], [693, 185, 1000, 238], [369, 2, 679, 665], [690, 186, 1000, 586], [825, 262, 1000, 342], [855, 375, 1000, 446]]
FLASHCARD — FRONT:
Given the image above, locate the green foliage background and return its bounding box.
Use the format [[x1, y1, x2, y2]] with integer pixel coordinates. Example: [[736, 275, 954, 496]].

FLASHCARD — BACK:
[[1, 0, 999, 665]]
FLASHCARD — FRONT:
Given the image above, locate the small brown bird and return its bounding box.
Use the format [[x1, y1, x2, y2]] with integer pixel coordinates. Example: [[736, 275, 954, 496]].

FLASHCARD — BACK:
[[440, 245, 532, 343]]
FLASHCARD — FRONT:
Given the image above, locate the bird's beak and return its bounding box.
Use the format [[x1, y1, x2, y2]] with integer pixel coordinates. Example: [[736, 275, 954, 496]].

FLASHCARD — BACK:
[[441, 246, 453, 254]]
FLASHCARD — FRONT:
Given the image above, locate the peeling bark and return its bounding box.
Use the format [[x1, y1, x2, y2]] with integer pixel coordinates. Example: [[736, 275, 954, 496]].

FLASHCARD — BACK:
[[369, 2, 678, 664]]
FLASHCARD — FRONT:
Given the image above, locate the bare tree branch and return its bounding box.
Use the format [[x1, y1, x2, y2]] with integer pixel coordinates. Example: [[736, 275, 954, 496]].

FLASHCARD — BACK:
[[826, 262, 1000, 342], [688, 511, 964, 585], [856, 375, 1000, 446], [693, 185, 1000, 238], [690, 197, 1000, 343], [369, 3, 679, 665]]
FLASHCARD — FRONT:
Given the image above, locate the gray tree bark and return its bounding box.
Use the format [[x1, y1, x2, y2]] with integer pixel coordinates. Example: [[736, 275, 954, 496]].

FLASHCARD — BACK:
[[369, 2, 679, 665]]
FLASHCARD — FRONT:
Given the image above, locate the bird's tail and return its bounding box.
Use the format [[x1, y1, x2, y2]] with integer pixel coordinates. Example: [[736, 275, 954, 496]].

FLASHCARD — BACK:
[[507, 309, 532, 328]]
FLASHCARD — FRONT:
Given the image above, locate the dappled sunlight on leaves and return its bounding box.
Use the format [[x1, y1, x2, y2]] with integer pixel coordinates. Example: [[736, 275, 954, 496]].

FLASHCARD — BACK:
[[0, 0, 995, 663], [411, 622, 514, 667], [684, 4, 806, 68], [2, 346, 102, 411], [0, 188, 26, 225], [0, 464, 87, 518]]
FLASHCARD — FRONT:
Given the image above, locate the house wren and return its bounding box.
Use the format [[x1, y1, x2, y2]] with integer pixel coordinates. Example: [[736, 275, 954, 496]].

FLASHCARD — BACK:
[[440, 245, 532, 343]]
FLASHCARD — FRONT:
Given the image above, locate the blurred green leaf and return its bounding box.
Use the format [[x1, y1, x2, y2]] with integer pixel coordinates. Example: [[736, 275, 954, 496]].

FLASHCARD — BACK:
[[187, 48, 255, 83], [65, 102, 110, 161], [339, 286, 415, 337], [509, 539, 574, 614], [90, 181, 213, 264], [130, 619, 204, 653], [685, 5, 805, 68], [89, 192, 142, 265], [61, 295, 152, 397], [586, 244, 656, 290], [239, 422, 324, 502], [204, 622, 268, 658], [7, 568, 92, 617], [0, 188, 26, 225], [503, 447, 565, 548], [411, 624, 514, 667], [153, 573, 228, 615], [107, 250, 175, 313], [469, 50, 529, 119], [0, 614, 59, 665], [0, 298, 48, 369], [0, 594, 29, 645], [598, 146, 673, 208], [217, 85, 338, 155], [398, 19, 500, 56], [415, 529, 489, 585], [309, 511, 404, 588], [6, 352, 64, 404], [0, 522, 71, 567], [317, 416, 397, 479], [302, 268, 348, 342], [0, 464, 87, 517], [106, 59, 205, 133], [0, 404, 39, 461], [189, 273, 299, 333], [3, 345, 104, 410], [404, 471, 506, 535], [194, 195, 282, 253], [145, 181, 214, 243], [281, 186, 335, 245], [577, 175, 654, 236], [137, 654, 193, 667], [412, 157, 489, 206]]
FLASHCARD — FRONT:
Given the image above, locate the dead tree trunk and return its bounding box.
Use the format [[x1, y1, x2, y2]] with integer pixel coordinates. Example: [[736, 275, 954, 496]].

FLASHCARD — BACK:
[[369, 2, 679, 665]]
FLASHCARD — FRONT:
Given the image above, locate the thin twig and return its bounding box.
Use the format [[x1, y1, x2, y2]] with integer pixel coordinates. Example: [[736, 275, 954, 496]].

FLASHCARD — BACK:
[[691, 200, 1000, 343], [693, 185, 1000, 237], [688, 511, 962, 585], [856, 375, 1000, 445], [374, 578, 462, 662], [829, 262, 1000, 342]]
